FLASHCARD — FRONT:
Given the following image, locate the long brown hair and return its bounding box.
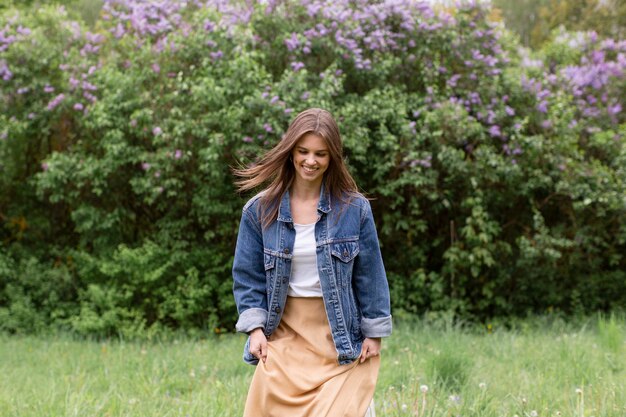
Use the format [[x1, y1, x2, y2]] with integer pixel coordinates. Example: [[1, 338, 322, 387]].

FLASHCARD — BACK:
[[234, 108, 359, 227]]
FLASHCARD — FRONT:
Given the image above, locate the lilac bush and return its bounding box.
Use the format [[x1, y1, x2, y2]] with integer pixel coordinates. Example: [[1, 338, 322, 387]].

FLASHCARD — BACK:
[[1, 0, 625, 335]]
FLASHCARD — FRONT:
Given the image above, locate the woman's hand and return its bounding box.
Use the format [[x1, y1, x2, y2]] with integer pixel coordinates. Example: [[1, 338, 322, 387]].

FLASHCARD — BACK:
[[360, 337, 382, 363], [249, 328, 268, 363]]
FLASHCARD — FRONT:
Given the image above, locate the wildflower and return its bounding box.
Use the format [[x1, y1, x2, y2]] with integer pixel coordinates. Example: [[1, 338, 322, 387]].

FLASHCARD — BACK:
[[152, 63, 160, 74], [420, 385, 428, 393], [153, 127, 163, 136], [73, 103, 84, 111], [291, 61, 305, 72], [448, 394, 461, 404], [243, 136, 253, 143], [263, 123, 273, 133], [530, 410, 538, 417], [47, 93, 66, 111], [44, 85, 55, 93], [174, 149, 182, 159], [479, 382, 487, 389], [141, 162, 150, 171]]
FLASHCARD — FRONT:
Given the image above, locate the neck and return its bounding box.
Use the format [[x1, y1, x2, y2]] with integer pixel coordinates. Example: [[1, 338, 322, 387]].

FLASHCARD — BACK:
[[290, 178, 322, 201]]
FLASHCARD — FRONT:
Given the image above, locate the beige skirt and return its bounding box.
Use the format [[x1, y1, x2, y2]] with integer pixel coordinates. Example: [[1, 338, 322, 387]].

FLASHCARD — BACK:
[[243, 296, 380, 417]]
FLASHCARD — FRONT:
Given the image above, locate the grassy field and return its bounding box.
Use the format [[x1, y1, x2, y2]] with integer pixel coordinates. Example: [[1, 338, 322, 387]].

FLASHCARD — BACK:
[[0, 315, 624, 417]]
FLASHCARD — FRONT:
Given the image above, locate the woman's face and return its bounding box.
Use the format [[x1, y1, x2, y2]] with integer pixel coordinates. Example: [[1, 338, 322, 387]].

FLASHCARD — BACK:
[[291, 134, 330, 187]]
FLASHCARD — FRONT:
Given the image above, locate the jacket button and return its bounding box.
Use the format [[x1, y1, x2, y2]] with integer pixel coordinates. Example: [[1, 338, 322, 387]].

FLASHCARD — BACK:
[[343, 250, 349, 258], [274, 306, 281, 313], [283, 248, 290, 254]]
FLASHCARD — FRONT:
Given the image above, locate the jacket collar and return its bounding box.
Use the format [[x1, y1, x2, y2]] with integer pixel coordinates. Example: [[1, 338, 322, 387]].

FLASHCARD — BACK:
[[277, 182, 332, 223]]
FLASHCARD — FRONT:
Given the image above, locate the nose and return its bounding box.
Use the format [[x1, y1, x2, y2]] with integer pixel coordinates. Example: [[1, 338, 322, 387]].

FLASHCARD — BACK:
[[306, 154, 316, 165]]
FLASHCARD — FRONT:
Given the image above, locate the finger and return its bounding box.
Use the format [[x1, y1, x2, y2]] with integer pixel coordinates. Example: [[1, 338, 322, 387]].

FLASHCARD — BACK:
[[360, 346, 369, 363], [260, 341, 268, 363]]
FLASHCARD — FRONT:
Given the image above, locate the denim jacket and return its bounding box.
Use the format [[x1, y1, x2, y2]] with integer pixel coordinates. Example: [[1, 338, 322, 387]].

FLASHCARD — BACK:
[[232, 184, 392, 366]]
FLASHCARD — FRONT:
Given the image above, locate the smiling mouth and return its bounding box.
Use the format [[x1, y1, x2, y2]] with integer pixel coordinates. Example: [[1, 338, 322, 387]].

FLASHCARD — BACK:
[[302, 165, 319, 173]]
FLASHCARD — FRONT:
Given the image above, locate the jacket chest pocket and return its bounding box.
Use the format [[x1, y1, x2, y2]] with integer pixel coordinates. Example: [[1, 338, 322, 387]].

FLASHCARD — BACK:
[[330, 241, 359, 287]]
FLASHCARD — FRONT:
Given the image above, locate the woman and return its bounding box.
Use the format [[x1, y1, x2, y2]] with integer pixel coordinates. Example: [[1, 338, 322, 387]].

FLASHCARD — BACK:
[[232, 108, 392, 417]]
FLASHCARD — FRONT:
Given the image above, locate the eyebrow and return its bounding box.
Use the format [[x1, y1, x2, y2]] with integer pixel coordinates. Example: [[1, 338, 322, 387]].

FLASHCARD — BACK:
[[296, 146, 329, 152]]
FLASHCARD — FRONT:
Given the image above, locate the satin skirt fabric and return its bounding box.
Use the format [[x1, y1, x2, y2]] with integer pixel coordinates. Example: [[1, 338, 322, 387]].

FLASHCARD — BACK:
[[243, 296, 380, 417]]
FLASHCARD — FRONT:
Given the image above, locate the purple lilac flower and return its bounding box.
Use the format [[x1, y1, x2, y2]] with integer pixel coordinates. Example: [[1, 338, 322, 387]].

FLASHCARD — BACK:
[[263, 123, 273, 133], [488, 125, 501, 137], [536, 101, 548, 113], [1, 60, 13, 81], [154, 171, 161, 178], [291, 61, 305, 71], [210, 50, 223, 60], [27, 113, 36, 119], [17, 87, 29, 94], [505, 106, 515, 116], [44, 85, 55, 93], [152, 63, 160, 73], [153, 127, 163, 136], [174, 149, 182, 159], [301, 91, 310, 100], [541, 120, 552, 129], [447, 74, 461, 88], [141, 162, 151, 171], [285, 32, 299, 51], [47, 93, 66, 111], [243, 136, 253, 143], [73, 103, 84, 111], [607, 103, 622, 115]]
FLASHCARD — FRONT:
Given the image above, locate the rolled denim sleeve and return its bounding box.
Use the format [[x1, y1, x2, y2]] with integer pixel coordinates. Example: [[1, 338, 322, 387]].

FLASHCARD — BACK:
[[232, 206, 268, 334], [353, 198, 392, 338]]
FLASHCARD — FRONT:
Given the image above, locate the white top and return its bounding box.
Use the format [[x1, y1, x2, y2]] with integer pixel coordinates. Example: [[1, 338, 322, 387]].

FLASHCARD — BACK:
[[288, 222, 323, 297]]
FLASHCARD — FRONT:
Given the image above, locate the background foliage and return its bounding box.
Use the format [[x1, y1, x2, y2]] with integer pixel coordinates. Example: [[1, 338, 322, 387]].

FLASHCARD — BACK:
[[1, 0, 625, 336]]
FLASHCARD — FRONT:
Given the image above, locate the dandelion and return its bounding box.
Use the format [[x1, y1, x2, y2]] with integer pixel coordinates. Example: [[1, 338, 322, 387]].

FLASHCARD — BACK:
[[530, 411, 538, 417], [479, 382, 487, 390], [420, 385, 428, 393]]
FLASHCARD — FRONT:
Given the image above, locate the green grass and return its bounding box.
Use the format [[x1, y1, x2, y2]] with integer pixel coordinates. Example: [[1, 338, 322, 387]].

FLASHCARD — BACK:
[[1, 315, 624, 416]]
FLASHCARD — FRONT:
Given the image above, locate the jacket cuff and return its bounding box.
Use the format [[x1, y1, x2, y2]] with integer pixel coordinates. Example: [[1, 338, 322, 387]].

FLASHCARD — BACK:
[[361, 315, 392, 338], [235, 308, 268, 334]]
